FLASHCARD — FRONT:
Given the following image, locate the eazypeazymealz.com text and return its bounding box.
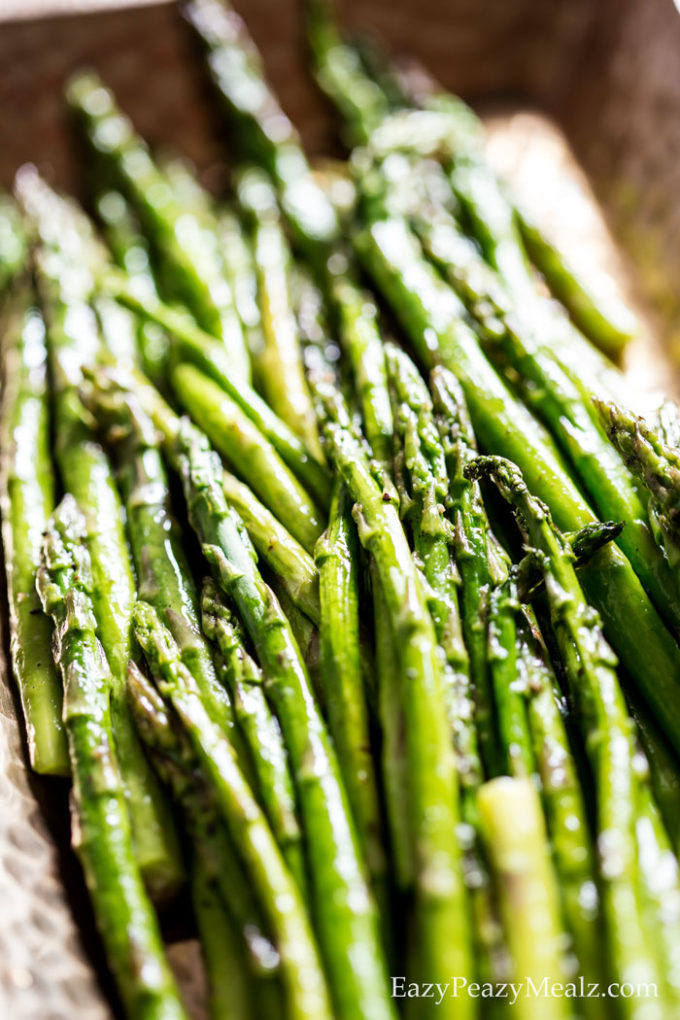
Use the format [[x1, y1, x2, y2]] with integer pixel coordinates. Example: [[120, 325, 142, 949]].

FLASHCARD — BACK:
[[391, 977, 659, 1006]]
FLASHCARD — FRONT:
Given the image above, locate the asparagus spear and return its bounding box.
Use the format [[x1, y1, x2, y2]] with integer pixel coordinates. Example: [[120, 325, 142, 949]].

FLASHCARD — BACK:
[[191, 859, 254, 1020], [183, 0, 340, 261], [172, 362, 324, 552], [200, 579, 307, 893], [36, 497, 187, 1020], [331, 275, 394, 469], [365, 109, 641, 406], [632, 702, 680, 854], [517, 611, 605, 1005], [315, 481, 386, 892], [126, 660, 281, 980], [417, 209, 680, 635], [96, 189, 169, 387], [102, 271, 331, 508], [597, 400, 680, 579], [430, 367, 507, 777], [216, 207, 267, 373], [516, 208, 636, 360], [385, 343, 482, 795], [66, 71, 251, 384], [635, 781, 680, 1012], [387, 59, 636, 358], [82, 375, 237, 741], [236, 168, 323, 458], [222, 470, 320, 623], [170, 417, 395, 1020], [370, 559, 414, 890], [18, 167, 182, 897], [0, 285, 68, 775], [312, 373, 474, 1018], [354, 207, 680, 749], [469, 455, 667, 1019], [486, 576, 535, 780], [477, 777, 574, 1020], [132, 605, 332, 1020], [305, 0, 390, 146]]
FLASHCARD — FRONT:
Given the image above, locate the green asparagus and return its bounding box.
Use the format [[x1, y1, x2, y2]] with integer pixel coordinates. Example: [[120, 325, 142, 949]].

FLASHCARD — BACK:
[[416, 208, 680, 635], [37, 497, 187, 1020], [171, 417, 395, 1020], [66, 71, 251, 384], [184, 0, 340, 260], [314, 481, 386, 891], [354, 207, 680, 749], [102, 270, 331, 507], [18, 166, 182, 898], [597, 400, 680, 580], [312, 371, 474, 1018], [132, 604, 332, 1020], [0, 286, 68, 775], [200, 579, 307, 893], [172, 361, 324, 552], [236, 168, 322, 457], [469, 455, 667, 1020]]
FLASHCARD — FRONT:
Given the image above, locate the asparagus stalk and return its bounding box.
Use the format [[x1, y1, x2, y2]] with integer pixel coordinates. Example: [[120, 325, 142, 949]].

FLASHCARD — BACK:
[[170, 417, 395, 1020], [95, 189, 170, 387], [0, 285, 68, 775], [354, 207, 680, 749], [83, 375, 238, 741], [216, 207, 267, 373], [36, 497, 187, 1020], [517, 208, 636, 360], [171, 361, 324, 552], [312, 373, 474, 1018], [597, 400, 680, 579], [102, 271, 331, 508], [635, 782, 680, 1012], [222, 470, 320, 623], [417, 209, 680, 635], [518, 611, 605, 1005], [183, 0, 340, 261], [305, 0, 390, 146], [191, 859, 254, 1020], [469, 455, 667, 1019], [477, 777, 574, 1020], [314, 481, 386, 891], [486, 576, 535, 779], [126, 660, 280, 979], [18, 167, 182, 897], [236, 168, 323, 458], [430, 366, 507, 777], [365, 110, 641, 407], [370, 559, 414, 889], [66, 71, 251, 384], [200, 579, 307, 893], [385, 343, 482, 795], [331, 275, 394, 469], [392, 61, 636, 357], [632, 702, 680, 854], [131, 606, 332, 1020]]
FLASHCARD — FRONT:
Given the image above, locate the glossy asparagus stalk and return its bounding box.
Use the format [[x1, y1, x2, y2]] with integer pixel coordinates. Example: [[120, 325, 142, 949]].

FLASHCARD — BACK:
[[354, 207, 680, 750], [37, 498, 187, 1020], [0, 286, 68, 774], [200, 579, 307, 893], [132, 604, 332, 1020]]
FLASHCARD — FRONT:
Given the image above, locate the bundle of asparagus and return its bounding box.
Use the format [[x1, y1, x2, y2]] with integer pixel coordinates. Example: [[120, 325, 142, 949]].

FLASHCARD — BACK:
[[1, 1, 679, 1018]]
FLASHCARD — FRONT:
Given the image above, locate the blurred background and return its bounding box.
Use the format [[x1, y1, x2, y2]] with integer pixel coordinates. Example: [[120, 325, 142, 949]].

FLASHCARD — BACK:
[[2, 0, 680, 338]]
